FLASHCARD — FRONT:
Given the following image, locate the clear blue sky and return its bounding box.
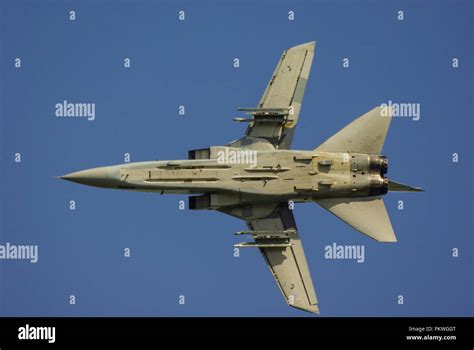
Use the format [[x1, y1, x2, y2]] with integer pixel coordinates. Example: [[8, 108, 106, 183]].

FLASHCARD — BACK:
[[1, 0, 472, 316]]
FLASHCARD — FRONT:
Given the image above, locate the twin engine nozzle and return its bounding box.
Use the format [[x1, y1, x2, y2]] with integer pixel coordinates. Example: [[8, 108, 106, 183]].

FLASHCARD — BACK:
[[369, 155, 388, 176], [368, 155, 388, 195]]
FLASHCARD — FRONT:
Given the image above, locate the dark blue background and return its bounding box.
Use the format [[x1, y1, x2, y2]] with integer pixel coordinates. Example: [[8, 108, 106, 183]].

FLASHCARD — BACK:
[[1, 0, 472, 316]]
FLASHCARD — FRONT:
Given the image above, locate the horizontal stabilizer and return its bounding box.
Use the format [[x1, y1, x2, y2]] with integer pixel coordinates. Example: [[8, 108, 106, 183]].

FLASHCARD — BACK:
[[316, 197, 397, 242], [315, 106, 392, 154], [388, 180, 423, 192]]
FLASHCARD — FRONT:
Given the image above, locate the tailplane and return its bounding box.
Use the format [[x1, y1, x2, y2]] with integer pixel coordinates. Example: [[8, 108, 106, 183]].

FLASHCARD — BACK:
[[316, 197, 397, 242], [315, 106, 392, 154]]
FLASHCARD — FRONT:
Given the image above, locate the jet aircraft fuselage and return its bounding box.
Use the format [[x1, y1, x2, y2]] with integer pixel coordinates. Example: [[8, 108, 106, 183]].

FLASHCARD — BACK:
[[62, 150, 389, 204]]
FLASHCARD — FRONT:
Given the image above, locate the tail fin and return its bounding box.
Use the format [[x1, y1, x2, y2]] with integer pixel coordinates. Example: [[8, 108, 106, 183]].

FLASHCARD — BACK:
[[388, 180, 423, 192], [315, 106, 392, 154], [316, 197, 396, 242]]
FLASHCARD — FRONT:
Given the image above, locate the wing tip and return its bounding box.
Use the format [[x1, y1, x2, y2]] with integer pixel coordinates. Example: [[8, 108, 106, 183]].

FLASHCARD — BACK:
[[290, 303, 320, 314], [288, 41, 316, 52], [378, 236, 398, 243]]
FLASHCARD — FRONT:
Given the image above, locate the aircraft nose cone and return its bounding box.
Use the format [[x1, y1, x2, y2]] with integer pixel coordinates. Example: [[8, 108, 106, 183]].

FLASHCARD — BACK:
[[61, 166, 112, 188]]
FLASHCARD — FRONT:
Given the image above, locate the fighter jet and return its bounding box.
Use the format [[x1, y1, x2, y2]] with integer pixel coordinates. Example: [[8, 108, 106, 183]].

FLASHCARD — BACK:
[[61, 42, 422, 314]]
